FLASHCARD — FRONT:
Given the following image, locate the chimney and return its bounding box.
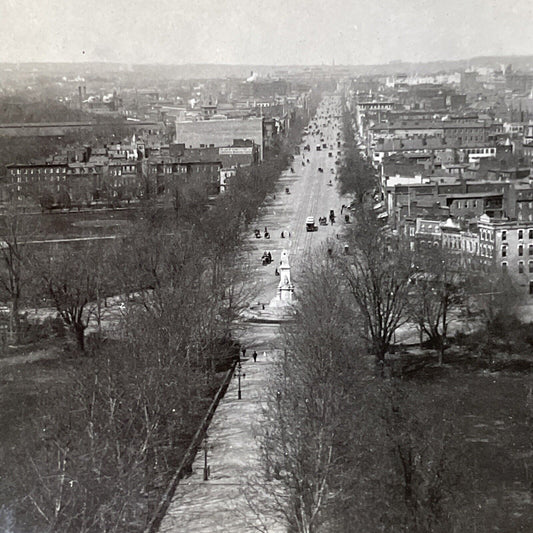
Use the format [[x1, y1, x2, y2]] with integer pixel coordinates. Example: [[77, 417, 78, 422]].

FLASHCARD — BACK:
[[83, 86, 87, 98]]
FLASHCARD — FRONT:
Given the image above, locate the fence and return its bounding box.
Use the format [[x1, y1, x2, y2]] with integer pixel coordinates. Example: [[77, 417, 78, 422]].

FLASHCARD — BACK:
[[143, 359, 238, 533]]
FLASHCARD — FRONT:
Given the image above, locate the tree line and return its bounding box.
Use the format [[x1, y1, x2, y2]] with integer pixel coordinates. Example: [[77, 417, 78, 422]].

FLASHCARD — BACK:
[[0, 100, 314, 532], [250, 106, 531, 532]]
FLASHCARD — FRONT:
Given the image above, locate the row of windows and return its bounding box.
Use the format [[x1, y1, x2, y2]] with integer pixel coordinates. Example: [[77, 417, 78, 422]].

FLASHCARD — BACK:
[[501, 229, 533, 241], [502, 261, 533, 274], [502, 244, 533, 257], [12, 167, 66, 175], [464, 148, 495, 154], [17, 176, 66, 183], [480, 229, 494, 241], [455, 200, 480, 209], [480, 243, 494, 257]]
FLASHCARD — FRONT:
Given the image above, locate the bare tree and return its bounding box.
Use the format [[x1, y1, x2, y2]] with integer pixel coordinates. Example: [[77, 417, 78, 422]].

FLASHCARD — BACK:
[[0, 205, 34, 343], [39, 244, 110, 352], [408, 246, 465, 363], [255, 251, 468, 533], [20, 320, 210, 532], [341, 209, 414, 373], [254, 255, 362, 533]]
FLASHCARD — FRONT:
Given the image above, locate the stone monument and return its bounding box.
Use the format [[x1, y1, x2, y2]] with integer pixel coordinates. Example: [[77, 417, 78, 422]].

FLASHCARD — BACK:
[[278, 249, 294, 301]]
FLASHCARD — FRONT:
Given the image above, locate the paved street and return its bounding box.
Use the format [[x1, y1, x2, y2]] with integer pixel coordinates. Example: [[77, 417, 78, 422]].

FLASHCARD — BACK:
[[158, 95, 348, 532]]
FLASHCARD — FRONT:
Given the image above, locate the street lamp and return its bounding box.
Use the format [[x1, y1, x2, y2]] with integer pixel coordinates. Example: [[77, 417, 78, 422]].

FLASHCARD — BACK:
[[203, 432, 209, 481], [237, 361, 242, 400]]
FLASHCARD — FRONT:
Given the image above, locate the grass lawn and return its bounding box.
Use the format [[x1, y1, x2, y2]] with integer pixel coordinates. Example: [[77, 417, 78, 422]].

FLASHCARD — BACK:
[[397, 346, 533, 531]]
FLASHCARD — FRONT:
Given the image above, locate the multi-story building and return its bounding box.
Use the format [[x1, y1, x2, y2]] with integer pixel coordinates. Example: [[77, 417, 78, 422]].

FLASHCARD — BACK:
[[478, 214, 533, 297], [7, 161, 69, 201], [175, 116, 264, 159], [372, 137, 497, 167]]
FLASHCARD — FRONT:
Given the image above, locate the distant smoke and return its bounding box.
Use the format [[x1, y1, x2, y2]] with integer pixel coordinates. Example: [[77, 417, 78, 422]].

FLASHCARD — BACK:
[[246, 71, 258, 82]]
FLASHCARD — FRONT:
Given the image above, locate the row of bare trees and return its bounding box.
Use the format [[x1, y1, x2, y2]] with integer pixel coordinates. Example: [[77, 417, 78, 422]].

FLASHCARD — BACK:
[[255, 213, 524, 531], [246, 104, 530, 532], [2, 102, 315, 532], [254, 252, 469, 533], [336, 108, 522, 369]]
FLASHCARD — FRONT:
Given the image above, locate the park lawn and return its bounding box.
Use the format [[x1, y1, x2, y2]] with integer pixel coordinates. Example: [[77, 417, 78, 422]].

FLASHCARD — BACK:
[[403, 352, 533, 531], [0, 344, 77, 511]]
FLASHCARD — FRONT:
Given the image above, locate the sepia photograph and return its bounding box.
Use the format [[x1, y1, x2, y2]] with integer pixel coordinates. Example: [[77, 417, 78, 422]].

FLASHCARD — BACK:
[[0, 0, 533, 531]]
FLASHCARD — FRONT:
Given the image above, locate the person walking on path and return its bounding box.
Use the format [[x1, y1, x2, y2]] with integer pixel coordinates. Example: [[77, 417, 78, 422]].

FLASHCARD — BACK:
[[253, 351, 257, 362], [242, 347, 246, 359]]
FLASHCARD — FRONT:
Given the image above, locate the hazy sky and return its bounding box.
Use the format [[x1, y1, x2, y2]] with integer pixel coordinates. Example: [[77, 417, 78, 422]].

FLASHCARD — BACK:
[[1, 0, 532, 65]]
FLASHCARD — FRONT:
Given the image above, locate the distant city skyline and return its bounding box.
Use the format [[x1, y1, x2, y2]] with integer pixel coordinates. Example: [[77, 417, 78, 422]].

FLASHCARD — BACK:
[[1, 0, 532, 66]]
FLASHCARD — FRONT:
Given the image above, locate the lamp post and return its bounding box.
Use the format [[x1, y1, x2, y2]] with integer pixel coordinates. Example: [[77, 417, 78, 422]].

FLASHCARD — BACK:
[[237, 361, 242, 400], [203, 432, 209, 481]]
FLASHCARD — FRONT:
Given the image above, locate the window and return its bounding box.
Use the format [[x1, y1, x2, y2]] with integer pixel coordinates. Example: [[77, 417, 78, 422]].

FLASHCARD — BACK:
[[502, 245, 507, 257], [519, 245, 524, 256], [519, 230, 524, 240], [529, 244, 533, 256], [502, 230, 507, 241], [529, 229, 533, 239], [519, 261, 524, 274], [502, 262, 508, 272], [529, 261, 533, 273], [530, 281, 533, 295]]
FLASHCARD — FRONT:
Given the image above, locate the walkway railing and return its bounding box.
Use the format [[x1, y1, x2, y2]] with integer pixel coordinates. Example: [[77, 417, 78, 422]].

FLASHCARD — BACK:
[[143, 359, 238, 533]]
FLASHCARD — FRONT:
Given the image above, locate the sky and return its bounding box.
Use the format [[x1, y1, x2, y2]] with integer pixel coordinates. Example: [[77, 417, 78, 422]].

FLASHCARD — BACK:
[[0, 0, 532, 66]]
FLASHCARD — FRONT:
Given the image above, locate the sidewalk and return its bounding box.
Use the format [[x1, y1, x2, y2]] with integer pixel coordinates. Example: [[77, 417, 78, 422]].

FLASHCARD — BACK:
[[159, 320, 286, 533]]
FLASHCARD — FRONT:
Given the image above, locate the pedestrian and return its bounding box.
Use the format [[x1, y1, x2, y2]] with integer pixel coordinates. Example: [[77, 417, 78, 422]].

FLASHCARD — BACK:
[[281, 231, 284, 238], [242, 347, 246, 359], [268, 251, 272, 262], [263, 351, 266, 359], [253, 351, 257, 362]]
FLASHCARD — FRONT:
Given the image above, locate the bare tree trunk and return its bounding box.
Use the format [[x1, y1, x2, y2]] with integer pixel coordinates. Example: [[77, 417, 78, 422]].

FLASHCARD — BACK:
[[9, 295, 20, 344], [75, 324, 85, 352], [439, 298, 448, 366]]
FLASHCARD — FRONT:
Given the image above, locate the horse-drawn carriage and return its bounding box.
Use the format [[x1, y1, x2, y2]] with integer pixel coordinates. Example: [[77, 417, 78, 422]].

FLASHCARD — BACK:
[[261, 251, 272, 266]]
